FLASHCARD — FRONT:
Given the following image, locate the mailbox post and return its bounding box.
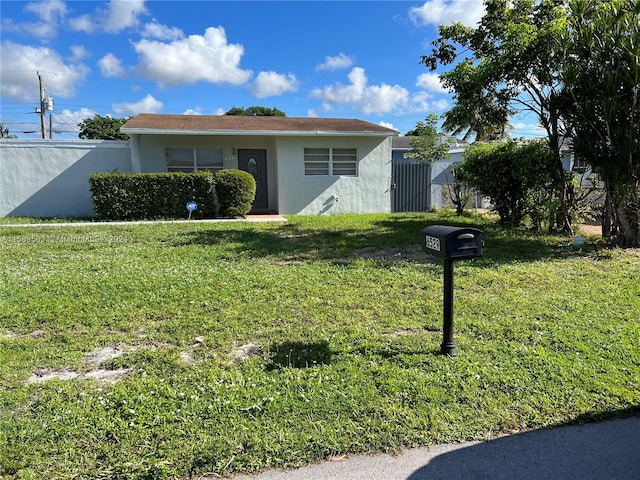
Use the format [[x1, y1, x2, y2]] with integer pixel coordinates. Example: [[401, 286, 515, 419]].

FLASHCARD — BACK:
[[421, 225, 483, 356]]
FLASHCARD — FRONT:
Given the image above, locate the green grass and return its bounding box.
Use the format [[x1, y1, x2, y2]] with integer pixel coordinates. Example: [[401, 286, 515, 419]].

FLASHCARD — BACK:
[[1, 212, 638, 479]]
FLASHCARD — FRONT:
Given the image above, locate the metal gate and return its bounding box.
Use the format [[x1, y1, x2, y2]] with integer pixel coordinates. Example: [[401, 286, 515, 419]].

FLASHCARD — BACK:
[[391, 160, 431, 212]]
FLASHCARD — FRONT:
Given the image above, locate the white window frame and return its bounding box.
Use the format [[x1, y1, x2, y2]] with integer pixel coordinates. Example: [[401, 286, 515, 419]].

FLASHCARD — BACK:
[[304, 147, 357, 177], [165, 148, 224, 172]]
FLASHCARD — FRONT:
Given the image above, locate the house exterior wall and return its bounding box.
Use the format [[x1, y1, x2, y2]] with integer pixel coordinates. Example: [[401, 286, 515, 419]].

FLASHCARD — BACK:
[[0, 140, 131, 217], [135, 134, 279, 212], [430, 151, 491, 210], [275, 136, 392, 215], [135, 134, 392, 215], [430, 151, 464, 210], [2, 133, 394, 218]]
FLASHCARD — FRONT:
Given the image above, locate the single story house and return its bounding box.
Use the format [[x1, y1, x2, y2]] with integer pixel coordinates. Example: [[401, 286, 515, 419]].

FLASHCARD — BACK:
[[121, 114, 399, 215], [0, 115, 398, 217]]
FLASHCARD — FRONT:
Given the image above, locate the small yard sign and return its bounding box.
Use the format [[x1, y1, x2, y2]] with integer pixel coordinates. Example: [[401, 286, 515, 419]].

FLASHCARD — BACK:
[[186, 201, 197, 219]]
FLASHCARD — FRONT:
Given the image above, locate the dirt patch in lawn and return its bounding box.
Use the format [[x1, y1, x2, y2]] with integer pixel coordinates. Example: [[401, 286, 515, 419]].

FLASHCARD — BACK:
[[352, 245, 437, 265], [2, 329, 46, 339], [23, 339, 207, 384], [27, 345, 134, 384]]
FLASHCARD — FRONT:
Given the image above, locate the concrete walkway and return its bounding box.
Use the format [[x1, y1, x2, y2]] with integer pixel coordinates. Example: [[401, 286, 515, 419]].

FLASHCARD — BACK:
[[218, 416, 640, 480]]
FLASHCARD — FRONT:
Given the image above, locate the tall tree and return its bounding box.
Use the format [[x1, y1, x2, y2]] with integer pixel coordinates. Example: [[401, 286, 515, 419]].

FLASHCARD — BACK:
[[0, 123, 17, 139], [78, 115, 130, 140], [405, 114, 461, 214], [403, 113, 450, 163], [558, 0, 640, 246], [438, 58, 513, 142], [422, 0, 575, 233], [225, 106, 286, 116]]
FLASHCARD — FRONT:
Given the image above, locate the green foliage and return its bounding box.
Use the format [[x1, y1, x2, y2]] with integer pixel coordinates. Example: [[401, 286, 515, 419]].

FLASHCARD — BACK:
[[558, 0, 640, 246], [404, 113, 449, 163], [212, 169, 256, 218], [439, 59, 513, 142], [78, 115, 130, 140], [225, 106, 286, 116], [460, 140, 556, 227], [0, 122, 17, 139], [1, 213, 638, 479], [89, 172, 216, 220], [420, 0, 574, 231]]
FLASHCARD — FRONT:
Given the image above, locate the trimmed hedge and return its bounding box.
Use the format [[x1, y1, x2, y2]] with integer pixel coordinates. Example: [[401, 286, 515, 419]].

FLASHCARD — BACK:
[[89, 172, 216, 220], [88, 170, 257, 220], [213, 169, 256, 218]]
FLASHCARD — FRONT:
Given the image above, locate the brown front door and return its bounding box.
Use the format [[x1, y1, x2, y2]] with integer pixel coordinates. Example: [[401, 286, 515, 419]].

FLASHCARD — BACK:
[[238, 149, 268, 211]]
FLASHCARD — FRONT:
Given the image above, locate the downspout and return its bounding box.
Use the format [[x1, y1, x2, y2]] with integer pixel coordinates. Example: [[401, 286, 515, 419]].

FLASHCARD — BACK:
[[130, 134, 142, 172]]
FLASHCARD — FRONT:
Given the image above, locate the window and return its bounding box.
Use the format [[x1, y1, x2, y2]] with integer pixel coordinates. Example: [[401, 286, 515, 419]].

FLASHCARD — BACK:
[[304, 148, 357, 176], [571, 156, 589, 174], [165, 148, 223, 172]]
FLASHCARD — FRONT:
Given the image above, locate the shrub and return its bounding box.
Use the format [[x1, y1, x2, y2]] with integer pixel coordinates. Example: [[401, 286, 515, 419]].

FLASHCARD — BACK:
[[458, 140, 557, 228], [89, 172, 215, 220], [212, 169, 256, 218]]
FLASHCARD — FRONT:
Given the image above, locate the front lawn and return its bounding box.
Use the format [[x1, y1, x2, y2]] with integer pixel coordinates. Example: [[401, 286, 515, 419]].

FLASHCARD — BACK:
[[1, 212, 638, 479]]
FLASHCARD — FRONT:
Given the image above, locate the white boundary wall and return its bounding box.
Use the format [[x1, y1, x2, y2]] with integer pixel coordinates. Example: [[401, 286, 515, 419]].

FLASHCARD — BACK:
[[0, 140, 131, 217]]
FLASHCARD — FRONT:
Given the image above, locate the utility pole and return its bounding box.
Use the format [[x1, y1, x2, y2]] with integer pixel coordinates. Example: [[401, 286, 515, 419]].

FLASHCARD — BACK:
[[37, 71, 46, 139]]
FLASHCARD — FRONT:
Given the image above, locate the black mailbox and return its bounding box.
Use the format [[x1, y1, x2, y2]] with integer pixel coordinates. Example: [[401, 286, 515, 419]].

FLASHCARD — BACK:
[[420, 225, 483, 356], [421, 225, 483, 260]]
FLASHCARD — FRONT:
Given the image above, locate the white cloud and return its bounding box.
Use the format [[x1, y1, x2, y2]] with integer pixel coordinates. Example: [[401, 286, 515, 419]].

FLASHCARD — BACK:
[[3, 0, 67, 38], [252, 71, 299, 98], [0, 41, 89, 101], [69, 0, 147, 34], [133, 27, 252, 87], [182, 107, 203, 115], [141, 20, 184, 40], [357, 84, 409, 114], [310, 67, 368, 107], [307, 109, 318, 118], [57, 107, 98, 131], [379, 120, 398, 131], [102, 0, 147, 33], [113, 94, 162, 115], [310, 67, 410, 115], [68, 14, 93, 33], [408, 91, 449, 113], [24, 0, 67, 23], [409, 0, 485, 28], [99, 53, 126, 78], [69, 45, 90, 61], [416, 72, 448, 93], [316, 53, 354, 71]]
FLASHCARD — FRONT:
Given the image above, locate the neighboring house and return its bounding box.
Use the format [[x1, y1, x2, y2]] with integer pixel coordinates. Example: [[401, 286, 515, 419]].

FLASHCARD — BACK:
[[121, 114, 398, 215]]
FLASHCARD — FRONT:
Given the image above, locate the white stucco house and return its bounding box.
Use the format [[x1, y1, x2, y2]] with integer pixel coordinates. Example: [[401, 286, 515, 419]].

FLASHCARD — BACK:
[[0, 114, 398, 217], [121, 114, 399, 215]]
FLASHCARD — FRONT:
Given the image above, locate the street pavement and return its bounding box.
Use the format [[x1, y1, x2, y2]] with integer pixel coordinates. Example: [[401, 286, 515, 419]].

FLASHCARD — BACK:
[[216, 416, 640, 480]]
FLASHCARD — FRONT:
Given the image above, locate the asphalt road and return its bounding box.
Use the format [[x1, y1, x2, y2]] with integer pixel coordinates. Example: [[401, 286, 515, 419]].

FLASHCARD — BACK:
[[217, 416, 640, 480]]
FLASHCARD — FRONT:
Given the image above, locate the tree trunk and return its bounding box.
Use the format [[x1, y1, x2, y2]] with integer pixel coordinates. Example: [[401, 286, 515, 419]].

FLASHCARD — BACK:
[[602, 179, 615, 239], [547, 126, 573, 235], [615, 183, 640, 247]]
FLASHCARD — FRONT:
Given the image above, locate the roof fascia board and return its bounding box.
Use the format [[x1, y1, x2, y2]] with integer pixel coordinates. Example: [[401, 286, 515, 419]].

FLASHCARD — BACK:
[[122, 128, 396, 137]]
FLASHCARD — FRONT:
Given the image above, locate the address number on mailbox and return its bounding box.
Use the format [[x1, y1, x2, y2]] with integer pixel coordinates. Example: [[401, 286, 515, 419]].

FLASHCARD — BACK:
[[424, 235, 441, 252]]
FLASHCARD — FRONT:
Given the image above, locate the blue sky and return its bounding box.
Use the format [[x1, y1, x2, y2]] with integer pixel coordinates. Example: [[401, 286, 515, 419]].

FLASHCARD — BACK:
[[0, 0, 542, 139]]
